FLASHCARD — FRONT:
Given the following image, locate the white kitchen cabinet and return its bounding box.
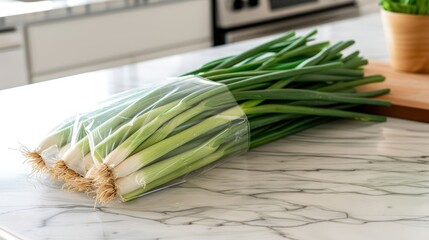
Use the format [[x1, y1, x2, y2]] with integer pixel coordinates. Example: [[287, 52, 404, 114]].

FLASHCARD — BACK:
[[27, 0, 211, 82], [0, 48, 28, 90], [0, 31, 28, 90]]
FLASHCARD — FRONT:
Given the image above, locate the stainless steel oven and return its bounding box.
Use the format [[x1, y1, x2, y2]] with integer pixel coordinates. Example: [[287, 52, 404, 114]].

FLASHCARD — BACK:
[[212, 0, 358, 45]]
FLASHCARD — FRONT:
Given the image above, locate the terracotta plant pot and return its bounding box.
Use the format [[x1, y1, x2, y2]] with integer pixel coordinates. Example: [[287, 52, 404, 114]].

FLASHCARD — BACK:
[[381, 10, 429, 73]]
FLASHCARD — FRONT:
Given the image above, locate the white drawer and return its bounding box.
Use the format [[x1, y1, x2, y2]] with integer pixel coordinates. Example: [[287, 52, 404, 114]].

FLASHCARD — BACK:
[[0, 48, 28, 90], [0, 30, 28, 90], [27, 0, 211, 80]]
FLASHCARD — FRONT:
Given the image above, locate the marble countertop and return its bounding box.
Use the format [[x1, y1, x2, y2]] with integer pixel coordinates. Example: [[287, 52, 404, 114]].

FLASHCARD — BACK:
[[1, 13, 429, 240], [0, 0, 176, 29]]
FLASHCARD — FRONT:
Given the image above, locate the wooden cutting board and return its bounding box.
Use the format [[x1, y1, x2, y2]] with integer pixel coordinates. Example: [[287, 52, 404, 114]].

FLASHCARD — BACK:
[[359, 61, 429, 123]]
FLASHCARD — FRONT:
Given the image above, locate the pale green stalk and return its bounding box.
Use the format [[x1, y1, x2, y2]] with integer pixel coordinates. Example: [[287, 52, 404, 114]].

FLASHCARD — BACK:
[[36, 94, 139, 153], [61, 81, 198, 169], [112, 106, 246, 178], [92, 100, 181, 162], [121, 142, 237, 201], [102, 84, 229, 167], [136, 92, 234, 149], [48, 88, 143, 133], [115, 124, 244, 195]]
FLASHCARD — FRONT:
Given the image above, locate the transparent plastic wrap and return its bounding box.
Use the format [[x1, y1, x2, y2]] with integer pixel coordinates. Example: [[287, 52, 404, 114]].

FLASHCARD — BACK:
[[55, 88, 149, 176], [66, 76, 249, 203], [23, 89, 151, 191]]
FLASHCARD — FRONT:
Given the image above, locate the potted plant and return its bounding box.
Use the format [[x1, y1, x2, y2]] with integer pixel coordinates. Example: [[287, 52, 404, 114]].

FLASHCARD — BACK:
[[380, 0, 429, 73]]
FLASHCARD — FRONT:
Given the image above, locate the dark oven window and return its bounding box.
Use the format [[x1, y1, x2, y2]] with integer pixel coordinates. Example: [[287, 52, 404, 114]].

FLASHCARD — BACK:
[[270, 0, 318, 10]]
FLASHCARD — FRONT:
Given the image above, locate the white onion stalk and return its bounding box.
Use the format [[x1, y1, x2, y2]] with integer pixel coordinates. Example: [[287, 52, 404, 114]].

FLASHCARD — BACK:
[[121, 142, 238, 202], [94, 105, 246, 203], [114, 104, 242, 178], [52, 101, 176, 191], [51, 80, 200, 191], [115, 123, 245, 197], [22, 89, 145, 175], [58, 143, 71, 158], [21, 121, 74, 174]]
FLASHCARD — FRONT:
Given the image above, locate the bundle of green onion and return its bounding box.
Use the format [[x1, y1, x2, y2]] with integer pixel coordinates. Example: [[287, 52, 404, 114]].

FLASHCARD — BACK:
[[24, 30, 391, 203]]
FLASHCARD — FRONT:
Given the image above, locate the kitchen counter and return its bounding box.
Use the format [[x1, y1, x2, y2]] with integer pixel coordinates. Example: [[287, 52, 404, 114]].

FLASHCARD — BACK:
[[1, 13, 429, 240], [0, 0, 177, 29]]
